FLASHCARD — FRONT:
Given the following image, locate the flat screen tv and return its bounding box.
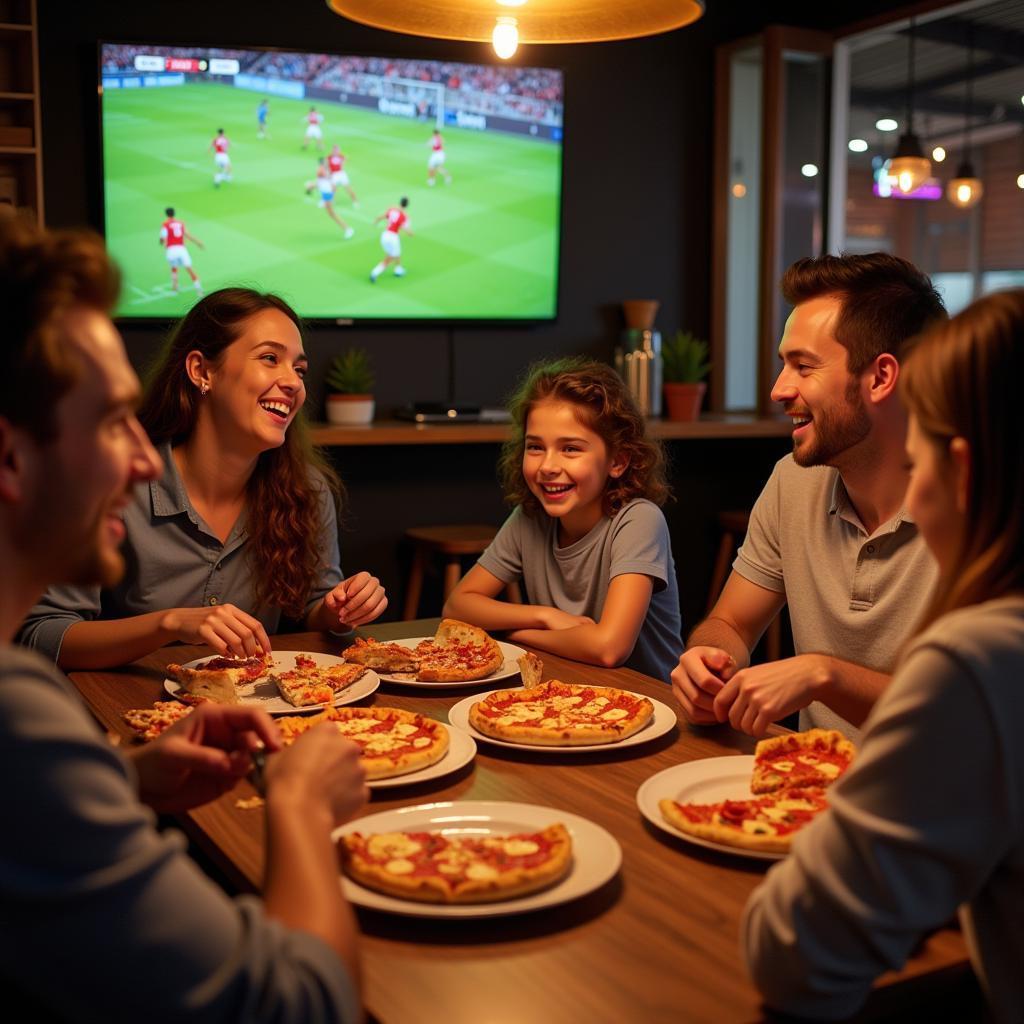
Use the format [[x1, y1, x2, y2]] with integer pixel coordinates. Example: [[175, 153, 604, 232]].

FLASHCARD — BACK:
[[99, 43, 564, 322]]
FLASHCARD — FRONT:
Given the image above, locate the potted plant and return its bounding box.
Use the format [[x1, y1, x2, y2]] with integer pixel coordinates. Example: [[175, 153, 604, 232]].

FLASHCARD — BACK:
[[325, 348, 375, 426], [662, 329, 711, 421]]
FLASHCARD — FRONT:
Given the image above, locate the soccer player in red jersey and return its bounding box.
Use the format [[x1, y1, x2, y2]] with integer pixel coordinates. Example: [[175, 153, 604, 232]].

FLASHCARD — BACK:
[[304, 160, 354, 239], [209, 129, 232, 187], [159, 207, 204, 294], [302, 107, 324, 151], [370, 197, 414, 282], [426, 129, 451, 186], [327, 144, 358, 207]]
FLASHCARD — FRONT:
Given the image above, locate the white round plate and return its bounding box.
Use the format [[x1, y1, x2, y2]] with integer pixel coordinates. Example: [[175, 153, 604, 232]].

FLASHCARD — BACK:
[[636, 756, 783, 862], [368, 637, 528, 688], [446, 689, 677, 753], [368, 726, 477, 790], [334, 800, 621, 917], [164, 651, 380, 716]]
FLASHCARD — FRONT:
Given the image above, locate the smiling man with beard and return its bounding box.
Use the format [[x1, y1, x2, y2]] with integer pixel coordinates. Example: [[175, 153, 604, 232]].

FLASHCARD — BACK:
[[672, 253, 947, 740]]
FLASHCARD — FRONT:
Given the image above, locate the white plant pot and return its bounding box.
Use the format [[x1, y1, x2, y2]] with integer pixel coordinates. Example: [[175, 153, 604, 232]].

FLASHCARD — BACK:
[[326, 394, 375, 425]]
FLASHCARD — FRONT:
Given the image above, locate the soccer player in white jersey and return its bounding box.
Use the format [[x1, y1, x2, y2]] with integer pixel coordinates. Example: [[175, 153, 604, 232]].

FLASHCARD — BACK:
[[304, 159, 354, 239], [370, 197, 414, 282], [327, 144, 359, 207], [303, 107, 324, 151], [426, 129, 451, 186], [209, 129, 232, 187], [159, 207, 203, 294]]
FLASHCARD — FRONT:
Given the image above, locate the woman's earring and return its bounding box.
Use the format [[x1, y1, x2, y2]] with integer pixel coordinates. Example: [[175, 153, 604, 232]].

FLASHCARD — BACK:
[[199, 381, 210, 396]]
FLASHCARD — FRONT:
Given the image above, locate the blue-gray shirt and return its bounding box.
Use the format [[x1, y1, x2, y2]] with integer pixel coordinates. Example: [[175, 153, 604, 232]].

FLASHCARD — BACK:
[[18, 444, 344, 662], [477, 498, 683, 681], [0, 644, 360, 1022]]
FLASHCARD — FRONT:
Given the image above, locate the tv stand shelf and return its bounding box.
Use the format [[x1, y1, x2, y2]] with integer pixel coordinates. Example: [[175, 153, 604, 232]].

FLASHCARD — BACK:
[[308, 413, 792, 447]]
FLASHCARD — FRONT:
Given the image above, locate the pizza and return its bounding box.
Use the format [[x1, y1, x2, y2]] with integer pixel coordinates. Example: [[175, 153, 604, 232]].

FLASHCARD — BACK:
[[165, 654, 270, 704], [122, 700, 196, 741], [269, 654, 368, 708], [658, 728, 857, 854], [517, 651, 544, 687], [468, 680, 654, 746], [659, 789, 830, 854], [750, 728, 855, 793], [339, 823, 572, 903], [343, 638, 420, 674], [345, 619, 504, 683], [277, 705, 450, 779]]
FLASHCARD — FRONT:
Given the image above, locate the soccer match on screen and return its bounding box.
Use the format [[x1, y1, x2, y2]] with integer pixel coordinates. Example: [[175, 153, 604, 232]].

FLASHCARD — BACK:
[[99, 44, 564, 321]]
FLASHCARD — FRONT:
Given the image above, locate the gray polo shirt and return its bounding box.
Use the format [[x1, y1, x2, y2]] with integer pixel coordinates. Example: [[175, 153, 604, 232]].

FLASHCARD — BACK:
[[734, 455, 938, 740], [18, 444, 344, 662], [477, 498, 682, 681]]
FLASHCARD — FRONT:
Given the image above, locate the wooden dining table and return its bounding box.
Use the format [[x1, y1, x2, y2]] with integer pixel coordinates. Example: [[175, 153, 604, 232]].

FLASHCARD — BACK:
[[70, 620, 976, 1024]]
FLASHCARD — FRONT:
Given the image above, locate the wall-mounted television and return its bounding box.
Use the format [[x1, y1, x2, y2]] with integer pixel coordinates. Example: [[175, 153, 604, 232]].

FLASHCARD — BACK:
[[99, 43, 564, 322]]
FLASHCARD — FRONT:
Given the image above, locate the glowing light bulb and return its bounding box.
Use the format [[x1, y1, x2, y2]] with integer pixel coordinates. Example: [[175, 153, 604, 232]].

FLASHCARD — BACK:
[[957, 183, 972, 204], [848, 139, 868, 153], [898, 170, 914, 193], [932, 146, 946, 162], [876, 118, 898, 132], [492, 16, 518, 59], [801, 163, 818, 178], [731, 182, 746, 198], [1017, 173, 1024, 190]]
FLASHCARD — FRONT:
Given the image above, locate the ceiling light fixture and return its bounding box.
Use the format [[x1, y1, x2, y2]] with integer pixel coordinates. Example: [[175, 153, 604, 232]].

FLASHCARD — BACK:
[[932, 146, 946, 162], [889, 17, 930, 195], [848, 138, 868, 153], [326, 1, 705, 60], [948, 27, 983, 209], [876, 118, 898, 132], [801, 163, 819, 177]]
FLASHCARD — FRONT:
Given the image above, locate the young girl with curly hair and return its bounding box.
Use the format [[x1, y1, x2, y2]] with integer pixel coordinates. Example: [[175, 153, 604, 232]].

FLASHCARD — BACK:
[[20, 288, 387, 668], [444, 357, 681, 680]]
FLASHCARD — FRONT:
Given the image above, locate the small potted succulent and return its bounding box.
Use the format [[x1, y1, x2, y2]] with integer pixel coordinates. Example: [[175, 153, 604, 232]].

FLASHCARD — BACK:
[[662, 329, 711, 421], [325, 347, 375, 425]]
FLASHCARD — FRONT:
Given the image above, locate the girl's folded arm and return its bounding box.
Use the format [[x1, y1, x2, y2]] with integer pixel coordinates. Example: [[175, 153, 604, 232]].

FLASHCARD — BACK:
[[508, 573, 654, 668]]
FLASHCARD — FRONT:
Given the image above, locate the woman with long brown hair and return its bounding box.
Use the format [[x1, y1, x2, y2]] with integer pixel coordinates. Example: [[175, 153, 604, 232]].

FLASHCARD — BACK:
[[742, 290, 1024, 1022], [20, 288, 386, 668]]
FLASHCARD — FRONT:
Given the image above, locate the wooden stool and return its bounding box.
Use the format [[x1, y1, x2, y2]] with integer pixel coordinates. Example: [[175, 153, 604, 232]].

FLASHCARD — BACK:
[[707, 510, 782, 661], [403, 525, 521, 619]]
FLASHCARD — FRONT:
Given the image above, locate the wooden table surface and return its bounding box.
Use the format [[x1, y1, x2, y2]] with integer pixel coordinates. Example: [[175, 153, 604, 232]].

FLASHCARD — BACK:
[[71, 621, 973, 1024]]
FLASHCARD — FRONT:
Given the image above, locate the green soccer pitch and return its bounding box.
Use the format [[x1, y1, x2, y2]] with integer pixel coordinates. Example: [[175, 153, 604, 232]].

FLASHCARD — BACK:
[[102, 81, 562, 320]]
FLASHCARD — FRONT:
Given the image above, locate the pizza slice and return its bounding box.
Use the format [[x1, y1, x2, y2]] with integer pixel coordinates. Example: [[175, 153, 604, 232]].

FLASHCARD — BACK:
[[413, 618, 504, 682], [659, 789, 830, 854], [165, 654, 270, 704], [343, 637, 420, 674], [122, 700, 196, 742], [750, 728, 856, 794], [269, 654, 368, 708], [339, 823, 572, 903]]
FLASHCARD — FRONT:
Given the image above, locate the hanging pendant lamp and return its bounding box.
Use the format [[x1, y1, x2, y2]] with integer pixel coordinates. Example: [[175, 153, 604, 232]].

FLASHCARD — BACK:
[[947, 27, 983, 209], [326, 1, 705, 61], [889, 16, 931, 194]]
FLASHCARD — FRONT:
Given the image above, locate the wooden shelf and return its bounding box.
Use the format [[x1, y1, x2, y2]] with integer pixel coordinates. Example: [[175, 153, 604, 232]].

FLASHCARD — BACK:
[[308, 413, 793, 447]]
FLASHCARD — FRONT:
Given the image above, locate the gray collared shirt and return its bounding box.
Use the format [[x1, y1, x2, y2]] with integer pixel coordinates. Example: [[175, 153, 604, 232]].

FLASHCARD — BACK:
[[733, 454, 938, 740], [18, 444, 344, 661]]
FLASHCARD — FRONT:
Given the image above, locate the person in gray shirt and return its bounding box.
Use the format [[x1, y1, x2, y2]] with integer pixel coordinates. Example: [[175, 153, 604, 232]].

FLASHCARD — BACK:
[[445, 358, 681, 681], [19, 287, 387, 670], [744, 289, 1024, 1024], [0, 217, 368, 1021], [672, 253, 946, 739]]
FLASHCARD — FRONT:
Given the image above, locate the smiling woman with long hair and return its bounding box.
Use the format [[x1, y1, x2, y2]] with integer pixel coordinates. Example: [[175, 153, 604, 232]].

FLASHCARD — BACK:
[[19, 288, 387, 668], [742, 290, 1024, 1022]]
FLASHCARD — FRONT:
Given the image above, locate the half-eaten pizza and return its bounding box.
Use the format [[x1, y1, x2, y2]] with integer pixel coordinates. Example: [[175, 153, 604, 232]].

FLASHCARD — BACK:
[[165, 654, 270, 704], [269, 654, 368, 708], [345, 619, 504, 682]]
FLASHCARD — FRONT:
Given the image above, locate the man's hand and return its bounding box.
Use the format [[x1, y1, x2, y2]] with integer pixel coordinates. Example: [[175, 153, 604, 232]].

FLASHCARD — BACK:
[[266, 725, 368, 826], [131, 702, 281, 813], [159, 604, 272, 659], [671, 646, 737, 725], [713, 654, 830, 736], [323, 572, 388, 629]]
